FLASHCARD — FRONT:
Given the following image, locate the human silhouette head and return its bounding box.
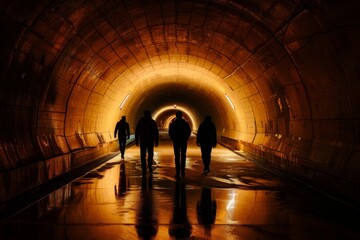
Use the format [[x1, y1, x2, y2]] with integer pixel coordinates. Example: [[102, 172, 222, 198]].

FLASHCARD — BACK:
[[121, 116, 126, 121], [144, 110, 151, 118], [176, 111, 183, 119]]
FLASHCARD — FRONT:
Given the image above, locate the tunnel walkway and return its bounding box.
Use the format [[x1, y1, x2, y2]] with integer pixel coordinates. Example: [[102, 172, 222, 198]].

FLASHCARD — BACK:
[[0, 135, 359, 240]]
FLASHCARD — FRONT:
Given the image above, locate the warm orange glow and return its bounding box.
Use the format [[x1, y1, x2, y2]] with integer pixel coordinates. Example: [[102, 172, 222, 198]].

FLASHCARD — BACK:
[[107, 60, 246, 143]]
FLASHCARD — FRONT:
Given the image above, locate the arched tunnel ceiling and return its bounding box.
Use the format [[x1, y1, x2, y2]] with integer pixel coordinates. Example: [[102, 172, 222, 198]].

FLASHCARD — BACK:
[[120, 66, 227, 130], [1, 0, 360, 168]]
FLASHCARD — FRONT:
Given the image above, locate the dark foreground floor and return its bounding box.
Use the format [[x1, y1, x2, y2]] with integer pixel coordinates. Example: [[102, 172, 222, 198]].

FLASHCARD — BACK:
[[0, 135, 359, 240]]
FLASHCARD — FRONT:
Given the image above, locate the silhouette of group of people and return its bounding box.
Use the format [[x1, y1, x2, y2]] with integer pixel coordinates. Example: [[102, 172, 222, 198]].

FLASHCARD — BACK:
[[114, 110, 218, 238], [114, 110, 217, 177]]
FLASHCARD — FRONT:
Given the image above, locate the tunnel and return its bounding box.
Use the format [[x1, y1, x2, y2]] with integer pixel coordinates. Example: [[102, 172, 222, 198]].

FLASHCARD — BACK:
[[0, 0, 360, 215]]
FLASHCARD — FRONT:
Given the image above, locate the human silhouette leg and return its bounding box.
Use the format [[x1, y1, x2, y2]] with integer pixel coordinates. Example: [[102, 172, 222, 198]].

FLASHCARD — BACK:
[[180, 143, 187, 177], [140, 143, 147, 175], [173, 142, 181, 178], [147, 144, 154, 173], [119, 138, 126, 159], [201, 145, 212, 172], [206, 146, 212, 172]]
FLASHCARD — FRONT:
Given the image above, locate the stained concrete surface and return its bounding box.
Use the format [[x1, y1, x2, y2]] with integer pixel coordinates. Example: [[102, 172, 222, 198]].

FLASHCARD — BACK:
[[0, 135, 359, 240]]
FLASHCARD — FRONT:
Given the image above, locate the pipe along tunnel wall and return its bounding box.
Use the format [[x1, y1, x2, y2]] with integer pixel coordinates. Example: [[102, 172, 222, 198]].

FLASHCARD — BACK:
[[0, 0, 360, 208]]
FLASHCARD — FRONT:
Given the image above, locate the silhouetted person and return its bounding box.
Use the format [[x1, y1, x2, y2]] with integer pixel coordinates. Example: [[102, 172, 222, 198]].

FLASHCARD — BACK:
[[196, 115, 217, 173], [136, 175, 158, 239], [114, 116, 130, 159], [135, 110, 159, 175], [196, 187, 217, 236], [168, 111, 191, 178], [169, 182, 192, 238]]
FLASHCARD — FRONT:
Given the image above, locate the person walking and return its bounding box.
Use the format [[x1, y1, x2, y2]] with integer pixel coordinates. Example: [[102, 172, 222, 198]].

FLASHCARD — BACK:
[[196, 115, 217, 173], [114, 116, 130, 159], [168, 111, 191, 179], [135, 110, 159, 175]]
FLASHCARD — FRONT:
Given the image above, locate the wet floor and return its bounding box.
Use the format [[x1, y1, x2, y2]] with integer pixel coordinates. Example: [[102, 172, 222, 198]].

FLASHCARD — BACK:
[[0, 135, 359, 240]]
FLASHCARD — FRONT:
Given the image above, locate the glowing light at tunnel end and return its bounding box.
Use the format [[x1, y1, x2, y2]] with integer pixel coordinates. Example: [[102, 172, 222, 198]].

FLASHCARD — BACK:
[[152, 105, 197, 130]]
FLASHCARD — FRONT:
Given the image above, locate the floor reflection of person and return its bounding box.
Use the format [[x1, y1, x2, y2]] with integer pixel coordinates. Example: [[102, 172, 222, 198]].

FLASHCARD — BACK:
[[196, 187, 217, 236], [135, 175, 158, 239], [115, 161, 128, 197], [169, 182, 192, 238]]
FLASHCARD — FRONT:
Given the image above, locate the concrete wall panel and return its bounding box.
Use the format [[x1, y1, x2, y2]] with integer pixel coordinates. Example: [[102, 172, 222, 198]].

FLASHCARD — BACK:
[[37, 111, 69, 159]]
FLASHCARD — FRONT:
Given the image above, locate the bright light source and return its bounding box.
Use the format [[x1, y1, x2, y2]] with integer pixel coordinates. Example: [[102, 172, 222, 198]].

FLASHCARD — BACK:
[[226, 192, 236, 211], [174, 104, 177, 108], [120, 94, 130, 110], [225, 94, 235, 110]]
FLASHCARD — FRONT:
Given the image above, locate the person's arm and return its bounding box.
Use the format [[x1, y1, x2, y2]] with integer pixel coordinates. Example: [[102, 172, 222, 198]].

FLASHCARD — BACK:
[[126, 123, 130, 139], [212, 123, 217, 147], [114, 123, 118, 138], [154, 121, 159, 147], [196, 125, 201, 146], [135, 121, 140, 146], [186, 123, 191, 139]]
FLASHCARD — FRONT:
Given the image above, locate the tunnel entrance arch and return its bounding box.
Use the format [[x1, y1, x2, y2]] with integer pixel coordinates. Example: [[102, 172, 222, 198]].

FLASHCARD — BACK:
[[152, 105, 198, 131]]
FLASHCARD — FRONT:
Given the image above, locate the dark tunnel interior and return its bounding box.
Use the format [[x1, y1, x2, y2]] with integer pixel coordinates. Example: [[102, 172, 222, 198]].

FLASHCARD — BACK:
[[0, 0, 360, 207]]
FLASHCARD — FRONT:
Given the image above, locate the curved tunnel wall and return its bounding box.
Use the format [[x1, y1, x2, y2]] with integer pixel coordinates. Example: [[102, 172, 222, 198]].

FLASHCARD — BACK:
[[0, 1, 359, 205]]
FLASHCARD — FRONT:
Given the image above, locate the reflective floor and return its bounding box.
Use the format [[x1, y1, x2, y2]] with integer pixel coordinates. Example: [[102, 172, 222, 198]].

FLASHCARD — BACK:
[[1, 135, 359, 240]]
